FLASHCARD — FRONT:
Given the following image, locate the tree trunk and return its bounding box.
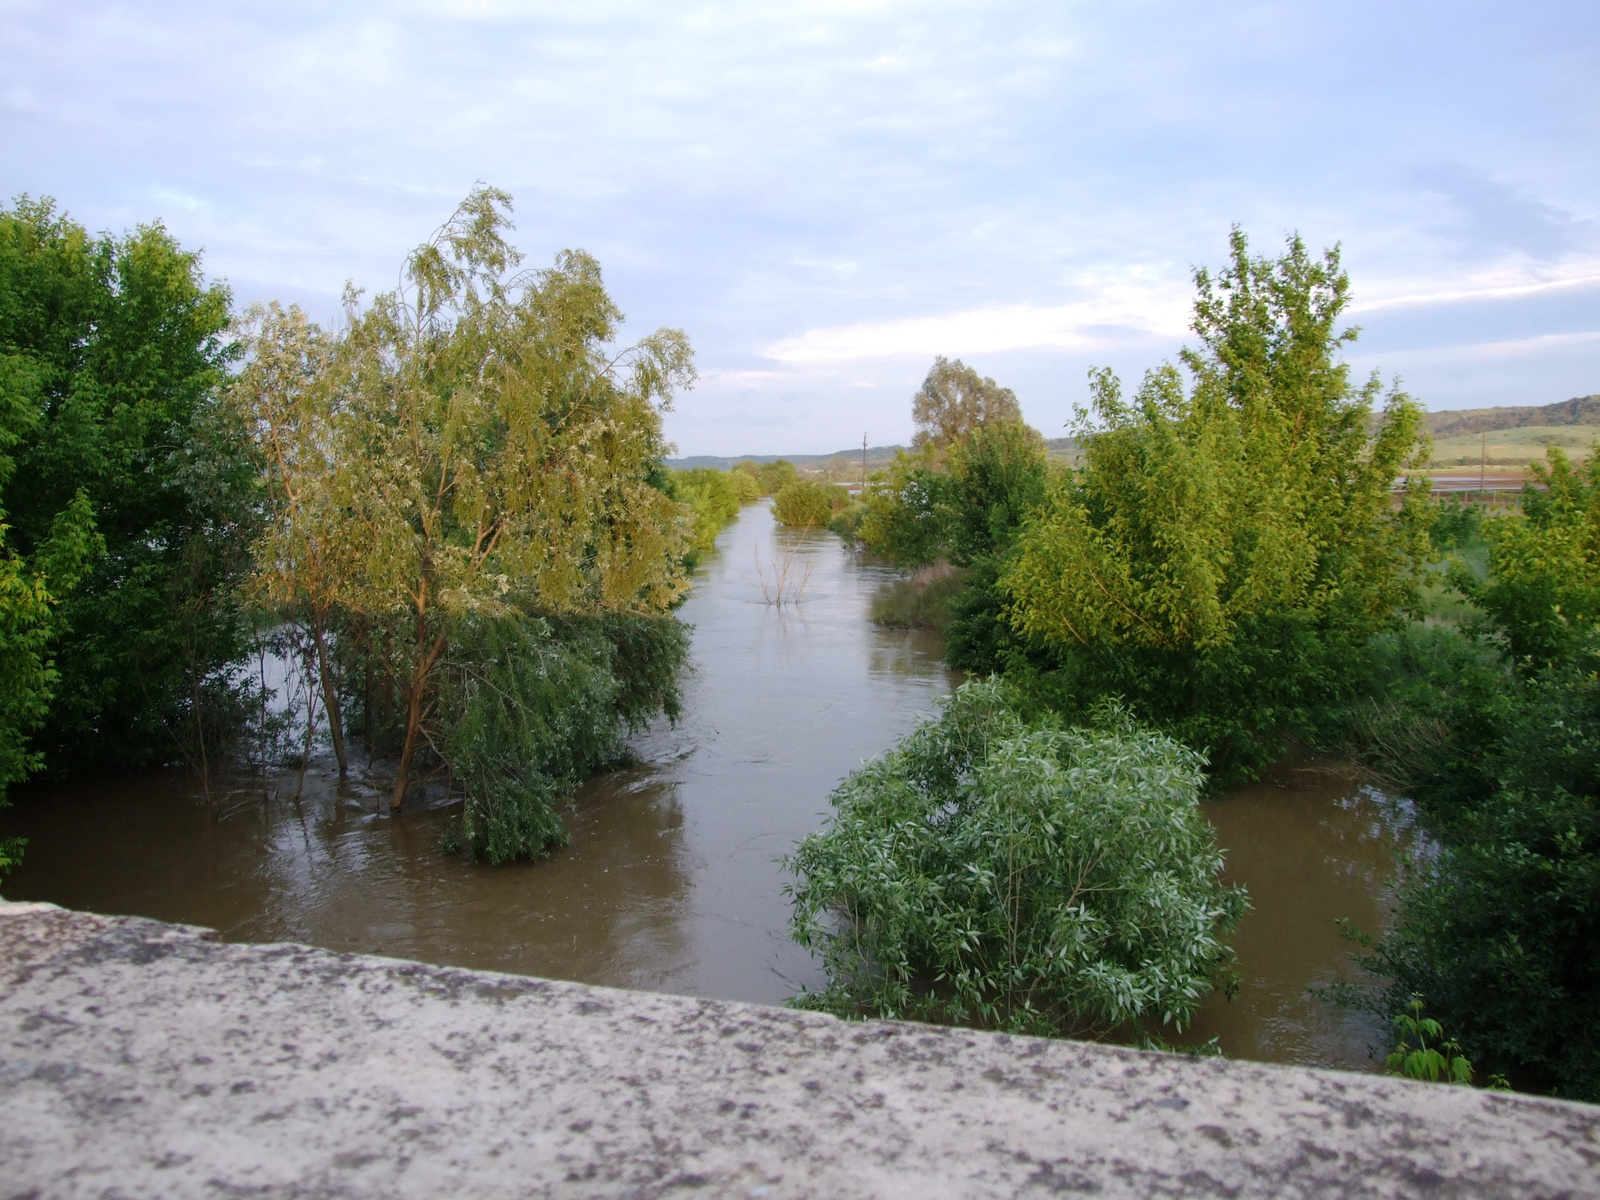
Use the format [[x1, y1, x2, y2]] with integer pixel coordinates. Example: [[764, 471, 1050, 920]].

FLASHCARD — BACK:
[[389, 628, 446, 813], [311, 617, 348, 778], [389, 678, 424, 812]]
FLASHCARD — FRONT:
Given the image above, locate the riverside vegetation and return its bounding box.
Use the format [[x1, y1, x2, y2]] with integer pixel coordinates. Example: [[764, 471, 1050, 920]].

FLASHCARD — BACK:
[[0, 187, 758, 870], [3, 189, 1593, 1096], [814, 229, 1600, 1097]]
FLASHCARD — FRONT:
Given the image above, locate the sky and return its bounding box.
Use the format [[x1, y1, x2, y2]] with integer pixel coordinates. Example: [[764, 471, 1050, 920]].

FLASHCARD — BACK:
[[3, 1, 1597, 455]]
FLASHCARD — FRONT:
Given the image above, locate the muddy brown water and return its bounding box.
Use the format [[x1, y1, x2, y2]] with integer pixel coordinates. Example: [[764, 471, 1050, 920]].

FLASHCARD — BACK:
[[1, 503, 1403, 1070]]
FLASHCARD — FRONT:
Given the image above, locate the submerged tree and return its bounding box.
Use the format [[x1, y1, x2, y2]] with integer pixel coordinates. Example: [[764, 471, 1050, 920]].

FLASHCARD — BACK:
[[230, 303, 352, 775], [0, 196, 254, 779], [233, 187, 696, 826]]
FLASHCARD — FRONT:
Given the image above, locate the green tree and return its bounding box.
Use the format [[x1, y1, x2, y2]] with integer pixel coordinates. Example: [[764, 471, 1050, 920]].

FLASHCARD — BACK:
[[1455, 448, 1600, 667], [787, 679, 1247, 1036], [0, 196, 252, 777], [229, 302, 352, 775], [1001, 231, 1429, 778], [236, 188, 696, 813], [911, 356, 1024, 453]]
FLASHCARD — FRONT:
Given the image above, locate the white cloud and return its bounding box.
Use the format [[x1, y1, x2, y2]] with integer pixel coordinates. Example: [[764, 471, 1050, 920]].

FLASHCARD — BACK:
[[1350, 263, 1600, 314], [765, 281, 1190, 363]]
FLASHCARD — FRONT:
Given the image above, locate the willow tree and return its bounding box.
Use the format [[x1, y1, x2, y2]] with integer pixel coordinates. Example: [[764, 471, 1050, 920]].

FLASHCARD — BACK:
[[231, 188, 694, 812], [911, 356, 1024, 452], [1002, 231, 1430, 778], [331, 188, 693, 808]]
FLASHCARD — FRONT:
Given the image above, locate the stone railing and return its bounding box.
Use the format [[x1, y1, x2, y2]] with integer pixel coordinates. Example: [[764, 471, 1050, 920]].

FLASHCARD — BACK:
[[2, 900, 1595, 1197]]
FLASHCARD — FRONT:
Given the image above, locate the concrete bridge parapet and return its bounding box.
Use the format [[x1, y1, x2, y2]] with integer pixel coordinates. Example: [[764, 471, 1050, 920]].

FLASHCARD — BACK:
[[1, 900, 1596, 1198]]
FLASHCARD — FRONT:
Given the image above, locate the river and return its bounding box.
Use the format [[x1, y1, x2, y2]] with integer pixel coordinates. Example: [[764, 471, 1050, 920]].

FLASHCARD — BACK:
[[0, 503, 1402, 1070]]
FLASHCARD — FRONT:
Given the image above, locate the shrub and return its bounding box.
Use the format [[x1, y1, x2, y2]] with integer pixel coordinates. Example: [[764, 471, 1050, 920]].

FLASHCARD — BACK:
[[1342, 622, 1600, 1099], [773, 479, 847, 528], [726, 469, 761, 504], [1001, 233, 1429, 781], [827, 499, 866, 542], [441, 611, 687, 863], [857, 449, 955, 567], [733, 458, 799, 496], [869, 563, 967, 634], [1455, 448, 1600, 667], [786, 679, 1248, 1036], [667, 467, 744, 566]]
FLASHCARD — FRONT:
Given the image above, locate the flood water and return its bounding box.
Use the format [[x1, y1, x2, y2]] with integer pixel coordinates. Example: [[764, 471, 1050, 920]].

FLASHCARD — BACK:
[[1, 503, 1401, 1071]]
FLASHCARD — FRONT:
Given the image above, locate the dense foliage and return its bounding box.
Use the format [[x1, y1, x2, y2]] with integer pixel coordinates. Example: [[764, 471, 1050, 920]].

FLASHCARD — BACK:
[[772, 478, 848, 528], [665, 467, 752, 567], [440, 612, 688, 862], [1341, 468, 1600, 1099], [0, 188, 707, 876], [732, 458, 798, 496], [231, 187, 697, 854], [996, 234, 1429, 780], [1457, 448, 1600, 667], [0, 196, 255, 783], [787, 679, 1247, 1036]]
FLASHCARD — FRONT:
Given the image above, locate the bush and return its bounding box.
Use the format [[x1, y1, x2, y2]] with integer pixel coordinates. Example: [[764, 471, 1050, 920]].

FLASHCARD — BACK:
[[773, 479, 847, 528], [1342, 623, 1600, 1098], [858, 449, 955, 566], [1431, 493, 1485, 553], [827, 499, 866, 542], [726, 469, 761, 504], [733, 458, 798, 496], [786, 679, 1248, 1036], [667, 467, 744, 566], [869, 563, 967, 634], [1455, 449, 1600, 667], [441, 611, 687, 863]]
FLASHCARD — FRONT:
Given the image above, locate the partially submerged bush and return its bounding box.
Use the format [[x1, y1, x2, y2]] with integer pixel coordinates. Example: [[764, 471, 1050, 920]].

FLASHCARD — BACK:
[[726, 469, 762, 504], [733, 458, 799, 497], [773, 479, 848, 528], [441, 612, 687, 864], [1346, 631, 1600, 1098], [786, 679, 1247, 1036], [666, 467, 745, 567], [869, 563, 967, 634]]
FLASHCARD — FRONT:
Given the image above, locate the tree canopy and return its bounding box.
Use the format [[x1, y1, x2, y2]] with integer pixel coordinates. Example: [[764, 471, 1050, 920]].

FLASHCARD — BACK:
[[997, 232, 1429, 777], [0, 195, 243, 786], [911, 356, 1024, 452], [232, 186, 697, 813]]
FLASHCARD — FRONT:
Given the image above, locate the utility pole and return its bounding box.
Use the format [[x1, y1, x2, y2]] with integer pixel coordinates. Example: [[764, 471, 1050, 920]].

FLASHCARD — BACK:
[[862, 433, 868, 493], [1479, 431, 1486, 496]]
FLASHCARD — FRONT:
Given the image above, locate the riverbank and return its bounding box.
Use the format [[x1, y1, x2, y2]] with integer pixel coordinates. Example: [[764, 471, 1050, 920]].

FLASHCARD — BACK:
[[5, 900, 1595, 1199], [0, 504, 1418, 1070]]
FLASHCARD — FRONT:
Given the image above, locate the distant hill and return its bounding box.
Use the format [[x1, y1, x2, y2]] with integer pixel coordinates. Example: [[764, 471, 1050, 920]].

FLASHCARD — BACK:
[[669, 435, 1083, 474], [1427, 395, 1600, 439], [666, 445, 907, 474]]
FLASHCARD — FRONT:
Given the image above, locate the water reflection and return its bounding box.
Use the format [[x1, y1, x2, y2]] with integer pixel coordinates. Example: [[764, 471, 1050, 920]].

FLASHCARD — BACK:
[[1, 503, 1411, 1070], [1, 504, 953, 1005]]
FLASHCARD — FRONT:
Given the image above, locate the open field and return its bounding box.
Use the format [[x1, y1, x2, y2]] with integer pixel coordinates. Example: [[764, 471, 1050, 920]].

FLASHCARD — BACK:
[[1426, 423, 1600, 467]]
